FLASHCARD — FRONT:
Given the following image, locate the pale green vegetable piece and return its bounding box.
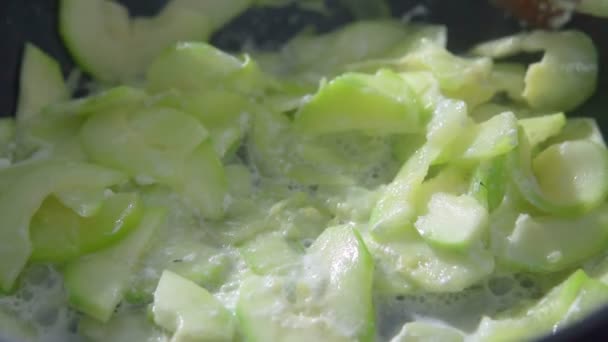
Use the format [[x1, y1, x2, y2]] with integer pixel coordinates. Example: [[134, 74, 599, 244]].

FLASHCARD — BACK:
[[16, 43, 68, 122], [294, 70, 422, 136], [402, 41, 495, 107], [343, 25, 447, 73], [0, 161, 126, 292], [81, 105, 206, 182], [399, 71, 442, 114], [468, 156, 507, 211], [494, 203, 608, 273], [247, 108, 293, 177], [237, 226, 375, 342], [462, 111, 518, 159], [390, 321, 464, 342], [64, 208, 165, 322], [414, 192, 488, 251], [125, 221, 233, 303], [472, 30, 598, 111], [470, 103, 515, 123], [547, 117, 606, 147], [472, 270, 608, 341], [370, 145, 438, 239], [366, 234, 494, 293], [414, 166, 470, 213], [43, 85, 147, 118], [490, 63, 526, 102], [281, 20, 408, 75], [0, 118, 15, 161], [577, 0, 608, 17], [152, 90, 251, 158], [79, 310, 165, 342], [555, 273, 608, 330], [533, 140, 608, 210], [59, 0, 213, 82], [29, 192, 143, 263], [240, 232, 300, 275], [16, 86, 147, 162], [370, 98, 468, 240], [437, 110, 517, 164], [80, 104, 226, 219], [509, 128, 608, 216], [54, 188, 107, 218], [177, 142, 227, 220], [147, 42, 265, 95], [152, 270, 235, 342], [519, 113, 566, 147]]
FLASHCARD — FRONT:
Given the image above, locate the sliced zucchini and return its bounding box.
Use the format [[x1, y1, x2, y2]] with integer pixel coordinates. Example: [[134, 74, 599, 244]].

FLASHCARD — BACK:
[[459, 111, 518, 160], [366, 234, 494, 294], [402, 42, 495, 107], [509, 128, 608, 216], [64, 208, 165, 322], [519, 113, 566, 147], [79, 309, 165, 342], [54, 187, 107, 218], [0, 161, 126, 292], [29, 192, 143, 263], [414, 193, 488, 252], [472, 270, 608, 341], [81, 104, 225, 219], [59, 0, 212, 82], [152, 270, 235, 341], [294, 70, 423, 136], [16, 43, 68, 122], [494, 204, 608, 273], [147, 42, 265, 95], [125, 227, 233, 304], [370, 98, 468, 240], [176, 142, 227, 220], [533, 140, 608, 211], [281, 20, 408, 76], [153, 90, 251, 158], [240, 232, 301, 275], [472, 31, 598, 111], [0, 118, 15, 161], [468, 156, 507, 211], [414, 166, 470, 213], [237, 226, 375, 342], [546, 117, 606, 148], [437, 110, 517, 163]]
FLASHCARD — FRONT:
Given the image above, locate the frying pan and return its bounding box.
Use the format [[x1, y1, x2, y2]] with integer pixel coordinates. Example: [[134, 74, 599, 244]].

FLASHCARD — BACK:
[[0, 0, 607, 341]]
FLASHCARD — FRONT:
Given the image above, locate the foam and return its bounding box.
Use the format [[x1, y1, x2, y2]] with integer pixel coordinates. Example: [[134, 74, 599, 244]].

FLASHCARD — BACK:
[[0, 265, 79, 342], [376, 272, 550, 340]]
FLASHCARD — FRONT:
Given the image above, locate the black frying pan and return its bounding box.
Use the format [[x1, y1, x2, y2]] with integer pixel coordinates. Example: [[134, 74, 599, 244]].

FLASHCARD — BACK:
[[0, 0, 607, 341]]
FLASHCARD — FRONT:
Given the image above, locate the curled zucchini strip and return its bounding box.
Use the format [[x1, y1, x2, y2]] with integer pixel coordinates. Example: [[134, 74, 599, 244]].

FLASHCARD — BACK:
[[472, 30, 598, 112], [370, 98, 468, 239], [509, 127, 608, 216], [472, 270, 608, 341]]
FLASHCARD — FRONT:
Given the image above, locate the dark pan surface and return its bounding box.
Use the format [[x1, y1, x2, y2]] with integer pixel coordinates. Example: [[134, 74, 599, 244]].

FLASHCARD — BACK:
[[0, 0, 607, 340]]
